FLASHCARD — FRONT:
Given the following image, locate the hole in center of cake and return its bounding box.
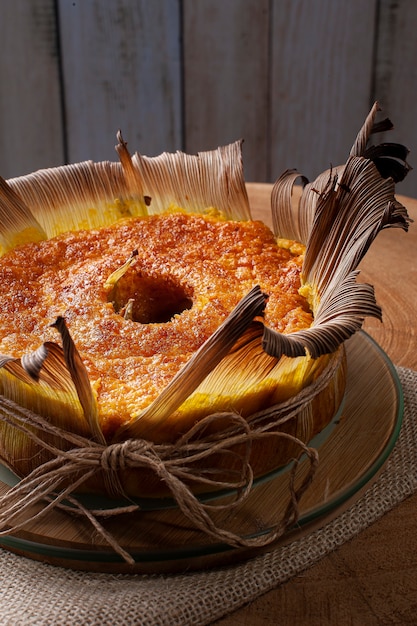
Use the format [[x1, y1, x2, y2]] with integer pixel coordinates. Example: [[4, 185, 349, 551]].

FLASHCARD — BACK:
[[110, 272, 193, 324]]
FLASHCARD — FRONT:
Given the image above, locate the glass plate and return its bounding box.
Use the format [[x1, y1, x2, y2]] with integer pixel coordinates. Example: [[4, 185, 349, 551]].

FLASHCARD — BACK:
[[0, 331, 403, 573]]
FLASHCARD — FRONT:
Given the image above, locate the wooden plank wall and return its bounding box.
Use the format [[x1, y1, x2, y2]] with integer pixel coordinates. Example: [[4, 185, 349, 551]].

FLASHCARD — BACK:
[[0, 0, 416, 196]]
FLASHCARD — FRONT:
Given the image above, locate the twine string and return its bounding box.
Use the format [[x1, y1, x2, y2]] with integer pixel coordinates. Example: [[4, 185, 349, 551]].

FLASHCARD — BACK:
[[0, 354, 340, 564]]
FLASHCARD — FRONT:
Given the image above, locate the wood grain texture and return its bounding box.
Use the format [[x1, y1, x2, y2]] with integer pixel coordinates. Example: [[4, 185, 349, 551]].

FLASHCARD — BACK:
[[57, 0, 182, 163], [269, 0, 377, 183], [183, 0, 270, 182], [1, 0, 416, 201], [371, 0, 417, 198], [0, 0, 64, 178]]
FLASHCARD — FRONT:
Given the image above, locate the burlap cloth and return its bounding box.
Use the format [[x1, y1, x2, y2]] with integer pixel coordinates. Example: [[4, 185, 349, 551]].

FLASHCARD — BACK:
[[0, 366, 416, 625]]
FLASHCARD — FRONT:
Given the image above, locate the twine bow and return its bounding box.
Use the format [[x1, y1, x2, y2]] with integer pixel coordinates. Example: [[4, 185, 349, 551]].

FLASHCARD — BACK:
[[0, 356, 340, 564]]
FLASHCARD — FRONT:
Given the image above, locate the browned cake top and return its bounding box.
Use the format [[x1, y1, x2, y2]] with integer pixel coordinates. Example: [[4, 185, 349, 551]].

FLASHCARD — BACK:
[[0, 212, 312, 435]]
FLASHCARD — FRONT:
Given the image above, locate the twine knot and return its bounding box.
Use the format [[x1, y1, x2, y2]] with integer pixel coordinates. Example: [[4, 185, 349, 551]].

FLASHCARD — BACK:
[[100, 438, 156, 472], [100, 440, 131, 471]]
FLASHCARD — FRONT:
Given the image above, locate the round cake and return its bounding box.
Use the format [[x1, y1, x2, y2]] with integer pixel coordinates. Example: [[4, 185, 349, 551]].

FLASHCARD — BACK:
[[0, 105, 410, 501]]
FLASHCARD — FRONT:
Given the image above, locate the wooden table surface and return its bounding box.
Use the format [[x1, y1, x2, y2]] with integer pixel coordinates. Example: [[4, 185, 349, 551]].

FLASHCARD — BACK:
[[217, 183, 417, 625]]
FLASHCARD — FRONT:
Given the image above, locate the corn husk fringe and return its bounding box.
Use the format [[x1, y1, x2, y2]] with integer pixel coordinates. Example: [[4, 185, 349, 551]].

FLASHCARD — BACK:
[[0, 102, 411, 563]]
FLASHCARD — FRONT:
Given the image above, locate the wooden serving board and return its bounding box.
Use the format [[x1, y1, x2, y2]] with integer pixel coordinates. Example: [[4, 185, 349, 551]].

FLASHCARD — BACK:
[[0, 331, 402, 574]]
